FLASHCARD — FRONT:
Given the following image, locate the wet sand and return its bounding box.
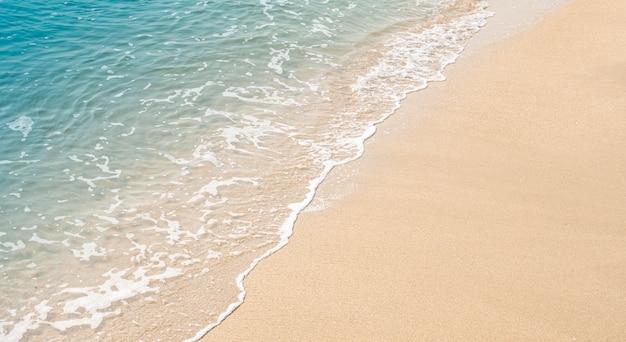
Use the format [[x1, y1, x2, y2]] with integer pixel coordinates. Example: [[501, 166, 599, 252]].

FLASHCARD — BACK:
[[203, 0, 626, 340]]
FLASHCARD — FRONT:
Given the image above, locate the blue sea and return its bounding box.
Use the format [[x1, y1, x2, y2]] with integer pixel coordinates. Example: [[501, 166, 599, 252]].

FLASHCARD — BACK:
[[0, 0, 491, 340]]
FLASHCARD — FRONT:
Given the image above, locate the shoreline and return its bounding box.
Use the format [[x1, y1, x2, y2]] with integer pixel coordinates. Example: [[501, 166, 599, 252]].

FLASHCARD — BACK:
[[203, 0, 626, 340]]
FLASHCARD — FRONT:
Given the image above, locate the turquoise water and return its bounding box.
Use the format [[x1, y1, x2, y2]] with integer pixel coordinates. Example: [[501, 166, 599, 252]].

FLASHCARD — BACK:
[[0, 0, 491, 340]]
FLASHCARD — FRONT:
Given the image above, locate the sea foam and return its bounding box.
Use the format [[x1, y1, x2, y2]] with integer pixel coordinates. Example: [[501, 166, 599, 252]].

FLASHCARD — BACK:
[[0, 0, 492, 340]]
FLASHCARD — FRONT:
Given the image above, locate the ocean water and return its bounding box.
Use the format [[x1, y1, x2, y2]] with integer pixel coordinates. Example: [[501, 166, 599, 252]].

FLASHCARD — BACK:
[[0, 0, 491, 340]]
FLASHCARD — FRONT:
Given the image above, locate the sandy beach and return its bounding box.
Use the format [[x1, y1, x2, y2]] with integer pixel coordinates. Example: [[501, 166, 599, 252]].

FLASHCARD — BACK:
[[203, 0, 626, 340]]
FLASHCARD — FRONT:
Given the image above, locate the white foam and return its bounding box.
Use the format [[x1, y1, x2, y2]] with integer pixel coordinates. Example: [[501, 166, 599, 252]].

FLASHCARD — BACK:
[[68, 155, 84, 163], [186, 2, 494, 341], [7, 117, 34, 140], [192, 143, 224, 168], [213, 25, 239, 38], [75, 163, 121, 190], [0, 313, 35, 341], [95, 156, 120, 175], [206, 250, 222, 259], [93, 214, 120, 225], [104, 196, 124, 214], [352, 2, 492, 99], [195, 178, 260, 197], [0, 240, 26, 252], [29, 234, 57, 245], [222, 86, 300, 105], [0, 1, 497, 340], [267, 47, 291, 75], [217, 114, 293, 155], [71, 242, 106, 261], [44, 267, 181, 332], [311, 20, 333, 37], [259, 0, 274, 20], [120, 127, 136, 137], [64, 231, 86, 239]]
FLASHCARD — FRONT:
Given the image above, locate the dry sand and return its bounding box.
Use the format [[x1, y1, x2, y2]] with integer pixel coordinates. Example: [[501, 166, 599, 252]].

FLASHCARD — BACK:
[[203, 0, 626, 340]]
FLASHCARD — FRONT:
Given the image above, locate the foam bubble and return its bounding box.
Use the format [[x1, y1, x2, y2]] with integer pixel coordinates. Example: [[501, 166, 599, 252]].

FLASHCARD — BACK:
[[0, 240, 26, 252], [71, 242, 106, 261], [7, 117, 34, 140], [268, 48, 291, 75]]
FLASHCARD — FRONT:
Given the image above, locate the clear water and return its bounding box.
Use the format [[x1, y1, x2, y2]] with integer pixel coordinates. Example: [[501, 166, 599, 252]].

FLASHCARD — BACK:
[[0, 0, 491, 340]]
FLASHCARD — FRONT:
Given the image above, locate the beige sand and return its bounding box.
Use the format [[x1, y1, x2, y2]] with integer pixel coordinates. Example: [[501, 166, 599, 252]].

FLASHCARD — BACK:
[[204, 0, 626, 340]]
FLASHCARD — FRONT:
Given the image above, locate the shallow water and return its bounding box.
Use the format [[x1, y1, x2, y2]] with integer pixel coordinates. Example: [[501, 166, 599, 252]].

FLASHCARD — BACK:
[[0, 0, 491, 340]]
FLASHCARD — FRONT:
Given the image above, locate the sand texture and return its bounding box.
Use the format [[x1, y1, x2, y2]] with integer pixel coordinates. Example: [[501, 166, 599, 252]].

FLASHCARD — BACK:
[[203, 0, 626, 340]]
